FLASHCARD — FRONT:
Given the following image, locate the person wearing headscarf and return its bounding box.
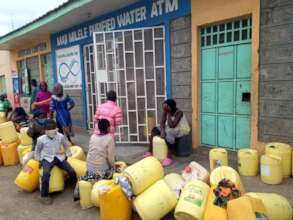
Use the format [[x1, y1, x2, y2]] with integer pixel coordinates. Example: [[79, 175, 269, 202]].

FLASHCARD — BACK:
[[50, 83, 75, 144], [33, 81, 52, 117]]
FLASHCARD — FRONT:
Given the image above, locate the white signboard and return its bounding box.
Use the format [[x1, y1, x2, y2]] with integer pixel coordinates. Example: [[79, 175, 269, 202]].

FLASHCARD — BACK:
[[56, 45, 82, 90]]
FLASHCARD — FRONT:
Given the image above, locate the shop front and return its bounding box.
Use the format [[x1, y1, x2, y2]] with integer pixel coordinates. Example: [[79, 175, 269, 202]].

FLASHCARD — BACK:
[[15, 38, 53, 111], [51, 0, 191, 143]]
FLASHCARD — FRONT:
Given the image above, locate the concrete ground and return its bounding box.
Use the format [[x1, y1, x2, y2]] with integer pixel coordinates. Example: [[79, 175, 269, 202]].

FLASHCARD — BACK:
[[1, 131, 293, 220]]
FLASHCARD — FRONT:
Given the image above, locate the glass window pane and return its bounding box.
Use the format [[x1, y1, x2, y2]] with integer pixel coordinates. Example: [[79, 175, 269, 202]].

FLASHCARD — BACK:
[[127, 82, 136, 110], [136, 69, 145, 96], [116, 43, 124, 68], [120, 127, 128, 141], [234, 30, 240, 41], [124, 31, 133, 51], [118, 70, 126, 96], [137, 98, 146, 124], [120, 98, 128, 125], [156, 68, 165, 95], [129, 112, 137, 133], [135, 42, 143, 67], [146, 81, 155, 108], [95, 33, 104, 43], [242, 29, 248, 40], [154, 28, 163, 38], [126, 53, 134, 80], [145, 52, 154, 79], [139, 126, 147, 142], [206, 35, 211, 46], [144, 29, 153, 50], [155, 40, 164, 66], [134, 30, 142, 40], [115, 32, 123, 42], [107, 54, 113, 71]]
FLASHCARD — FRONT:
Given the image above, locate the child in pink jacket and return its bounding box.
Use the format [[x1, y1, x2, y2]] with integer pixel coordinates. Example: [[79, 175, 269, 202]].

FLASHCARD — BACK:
[[94, 90, 122, 137]]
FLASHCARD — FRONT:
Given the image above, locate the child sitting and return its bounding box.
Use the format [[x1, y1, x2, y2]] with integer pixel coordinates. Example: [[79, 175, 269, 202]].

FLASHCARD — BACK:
[[27, 108, 47, 151], [87, 119, 115, 178], [34, 119, 77, 205]]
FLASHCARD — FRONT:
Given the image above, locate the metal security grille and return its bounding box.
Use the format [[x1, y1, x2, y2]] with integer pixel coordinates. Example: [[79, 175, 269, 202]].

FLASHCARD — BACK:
[[201, 18, 252, 48], [91, 26, 166, 143], [84, 44, 97, 129]]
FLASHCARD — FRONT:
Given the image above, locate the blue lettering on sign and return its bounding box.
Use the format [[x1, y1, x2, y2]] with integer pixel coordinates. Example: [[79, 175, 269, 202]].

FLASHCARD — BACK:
[[52, 0, 190, 48]]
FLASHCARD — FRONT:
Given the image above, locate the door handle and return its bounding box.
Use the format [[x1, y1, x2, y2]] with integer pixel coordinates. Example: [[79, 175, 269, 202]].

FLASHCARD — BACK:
[[242, 92, 251, 102]]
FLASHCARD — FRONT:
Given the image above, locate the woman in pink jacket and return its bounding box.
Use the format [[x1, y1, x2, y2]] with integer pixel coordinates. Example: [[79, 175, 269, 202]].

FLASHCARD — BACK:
[[94, 90, 122, 137]]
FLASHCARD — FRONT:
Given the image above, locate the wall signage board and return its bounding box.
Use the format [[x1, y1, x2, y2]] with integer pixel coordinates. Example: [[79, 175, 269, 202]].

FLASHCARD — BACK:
[[55, 45, 82, 90]]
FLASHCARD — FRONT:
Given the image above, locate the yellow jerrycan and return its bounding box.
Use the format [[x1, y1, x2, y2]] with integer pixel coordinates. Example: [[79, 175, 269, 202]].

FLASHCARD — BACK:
[[40, 166, 64, 193], [209, 148, 228, 171], [70, 146, 86, 161], [152, 136, 168, 162], [0, 149, 3, 165], [237, 149, 259, 176], [260, 155, 282, 185], [19, 127, 32, 146], [265, 142, 291, 178], [204, 187, 227, 220], [210, 166, 245, 193], [91, 180, 112, 207], [15, 159, 40, 192], [123, 156, 164, 195], [1, 141, 19, 166], [175, 180, 210, 220], [134, 179, 177, 220], [0, 121, 19, 144], [79, 180, 93, 209], [164, 173, 185, 199], [17, 145, 32, 165], [246, 192, 293, 220], [67, 157, 87, 178], [0, 112, 7, 124], [144, 116, 156, 137], [227, 196, 268, 220], [100, 182, 132, 220]]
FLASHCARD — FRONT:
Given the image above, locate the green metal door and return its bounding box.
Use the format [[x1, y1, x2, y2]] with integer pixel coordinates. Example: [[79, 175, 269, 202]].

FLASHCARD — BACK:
[[200, 18, 252, 150]]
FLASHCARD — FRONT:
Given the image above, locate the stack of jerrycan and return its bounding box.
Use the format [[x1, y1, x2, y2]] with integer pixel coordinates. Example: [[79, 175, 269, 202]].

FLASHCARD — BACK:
[[17, 127, 33, 165], [0, 121, 20, 165], [124, 157, 178, 220]]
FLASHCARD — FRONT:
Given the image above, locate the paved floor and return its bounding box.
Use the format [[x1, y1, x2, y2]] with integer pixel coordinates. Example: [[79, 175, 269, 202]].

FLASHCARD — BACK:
[[1, 132, 293, 220]]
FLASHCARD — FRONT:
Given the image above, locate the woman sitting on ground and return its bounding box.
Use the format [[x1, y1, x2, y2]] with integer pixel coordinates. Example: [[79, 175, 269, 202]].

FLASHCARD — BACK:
[[87, 118, 115, 178], [144, 99, 190, 167]]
